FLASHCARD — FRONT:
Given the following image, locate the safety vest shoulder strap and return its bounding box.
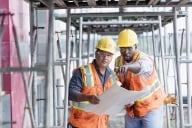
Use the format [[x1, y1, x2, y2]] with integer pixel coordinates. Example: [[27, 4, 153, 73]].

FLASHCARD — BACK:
[[110, 71, 117, 85], [115, 56, 123, 67], [80, 64, 94, 87]]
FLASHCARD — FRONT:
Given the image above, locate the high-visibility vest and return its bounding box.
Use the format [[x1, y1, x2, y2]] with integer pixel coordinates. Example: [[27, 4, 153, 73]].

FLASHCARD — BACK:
[[69, 63, 117, 128], [115, 51, 165, 117]]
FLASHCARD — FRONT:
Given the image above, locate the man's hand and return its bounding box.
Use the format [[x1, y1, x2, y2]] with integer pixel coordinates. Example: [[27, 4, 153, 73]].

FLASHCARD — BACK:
[[77, 94, 100, 104], [117, 62, 141, 74], [125, 102, 134, 108], [164, 94, 178, 105], [87, 95, 100, 104], [118, 65, 129, 73]]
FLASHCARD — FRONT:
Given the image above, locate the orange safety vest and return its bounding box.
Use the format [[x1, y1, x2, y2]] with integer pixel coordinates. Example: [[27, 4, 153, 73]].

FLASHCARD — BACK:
[[115, 50, 165, 117], [69, 63, 117, 128]]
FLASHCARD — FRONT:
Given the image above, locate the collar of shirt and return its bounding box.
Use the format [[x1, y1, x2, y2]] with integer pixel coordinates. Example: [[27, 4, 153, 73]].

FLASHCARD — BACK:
[[92, 59, 112, 85]]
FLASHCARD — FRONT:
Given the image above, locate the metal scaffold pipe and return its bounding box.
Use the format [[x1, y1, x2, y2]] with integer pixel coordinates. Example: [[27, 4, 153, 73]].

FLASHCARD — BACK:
[[185, 7, 192, 126], [78, 17, 83, 66], [151, 25, 158, 70], [0, 12, 6, 43], [0, 67, 46, 72], [44, 0, 54, 127], [173, 7, 184, 128], [83, 20, 159, 25], [56, 32, 67, 86], [158, 15, 170, 128], [64, 9, 71, 128], [70, 11, 186, 18]]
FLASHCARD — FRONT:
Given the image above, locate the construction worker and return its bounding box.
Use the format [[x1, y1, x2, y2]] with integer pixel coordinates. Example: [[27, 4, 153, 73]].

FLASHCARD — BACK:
[[115, 29, 166, 128], [68, 37, 117, 128]]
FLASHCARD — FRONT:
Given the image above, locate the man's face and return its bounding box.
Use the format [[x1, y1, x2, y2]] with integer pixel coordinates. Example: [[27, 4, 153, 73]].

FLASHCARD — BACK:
[[95, 50, 113, 68], [120, 45, 137, 62]]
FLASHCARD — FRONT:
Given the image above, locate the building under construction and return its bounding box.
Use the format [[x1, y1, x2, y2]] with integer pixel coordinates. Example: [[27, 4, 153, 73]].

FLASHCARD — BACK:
[[0, 0, 192, 128]]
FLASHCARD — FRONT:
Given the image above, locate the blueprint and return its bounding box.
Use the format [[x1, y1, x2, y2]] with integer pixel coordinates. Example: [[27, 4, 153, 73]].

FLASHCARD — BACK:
[[85, 84, 150, 115]]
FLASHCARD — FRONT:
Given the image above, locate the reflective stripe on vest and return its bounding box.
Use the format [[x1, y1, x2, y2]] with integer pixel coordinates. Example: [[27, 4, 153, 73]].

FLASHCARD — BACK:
[[72, 101, 89, 110], [81, 64, 94, 87], [115, 56, 123, 67], [136, 79, 161, 102], [110, 71, 117, 85], [72, 64, 117, 110]]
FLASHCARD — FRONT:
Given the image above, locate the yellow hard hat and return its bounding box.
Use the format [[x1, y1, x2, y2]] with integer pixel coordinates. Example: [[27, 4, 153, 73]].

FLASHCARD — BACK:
[[117, 29, 138, 47], [96, 37, 116, 54]]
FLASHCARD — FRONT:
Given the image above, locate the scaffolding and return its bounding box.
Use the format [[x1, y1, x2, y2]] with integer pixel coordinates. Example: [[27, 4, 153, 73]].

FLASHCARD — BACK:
[[0, 1, 192, 128]]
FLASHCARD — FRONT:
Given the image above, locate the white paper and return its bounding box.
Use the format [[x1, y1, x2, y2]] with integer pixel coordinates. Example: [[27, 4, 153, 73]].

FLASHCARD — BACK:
[[85, 84, 150, 115]]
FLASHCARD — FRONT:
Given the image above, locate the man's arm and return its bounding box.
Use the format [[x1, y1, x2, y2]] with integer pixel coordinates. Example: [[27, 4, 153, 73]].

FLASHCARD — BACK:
[[118, 62, 141, 74], [68, 69, 100, 104], [117, 55, 153, 76]]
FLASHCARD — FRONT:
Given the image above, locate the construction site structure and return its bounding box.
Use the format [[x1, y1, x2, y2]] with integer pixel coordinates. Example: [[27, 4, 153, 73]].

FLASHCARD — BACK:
[[0, 0, 192, 128]]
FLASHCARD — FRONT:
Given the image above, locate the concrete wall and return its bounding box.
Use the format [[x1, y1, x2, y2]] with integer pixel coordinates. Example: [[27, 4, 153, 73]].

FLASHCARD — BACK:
[[0, 0, 30, 128]]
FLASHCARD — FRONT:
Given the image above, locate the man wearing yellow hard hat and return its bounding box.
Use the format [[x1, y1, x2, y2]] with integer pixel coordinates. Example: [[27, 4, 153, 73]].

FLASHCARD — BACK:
[[115, 29, 166, 128], [68, 37, 118, 128]]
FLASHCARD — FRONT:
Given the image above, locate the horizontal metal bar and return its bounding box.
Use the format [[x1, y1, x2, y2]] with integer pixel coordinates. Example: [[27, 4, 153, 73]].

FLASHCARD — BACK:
[[56, 57, 80, 61], [179, 59, 192, 63], [36, 98, 46, 101], [2, 121, 16, 124], [163, 56, 176, 59], [0, 67, 46, 73], [56, 106, 64, 109], [82, 54, 94, 58], [83, 20, 159, 25], [54, 61, 67, 66], [166, 104, 179, 107], [56, 85, 64, 87], [54, 57, 80, 66], [0, 12, 14, 16], [184, 124, 192, 127], [70, 11, 186, 18]]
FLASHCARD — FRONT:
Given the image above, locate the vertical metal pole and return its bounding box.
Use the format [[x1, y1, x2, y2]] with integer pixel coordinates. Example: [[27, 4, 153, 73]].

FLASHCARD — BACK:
[[173, 7, 184, 128], [64, 9, 71, 128], [29, 1, 34, 56], [78, 17, 83, 67], [164, 24, 172, 128], [158, 15, 170, 128], [87, 30, 90, 64], [22, 1, 36, 127], [33, 9, 39, 126], [186, 7, 192, 126], [56, 79, 63, 126], [151, 25, 157, 69], [142, 35, 145, 51], [44, 0, 54, 127], [75, 29, 78, 58], [163, 26, 167, 55], [52, 17, 56, 127], [93, 33, 96, 58], [53, 63, 57, 126], [74, 29, 78, 68], [158, 15, 168, 91], [56, 33, 66, 86], [146, 31, 149, 54], [0, 13, 5, 41]]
